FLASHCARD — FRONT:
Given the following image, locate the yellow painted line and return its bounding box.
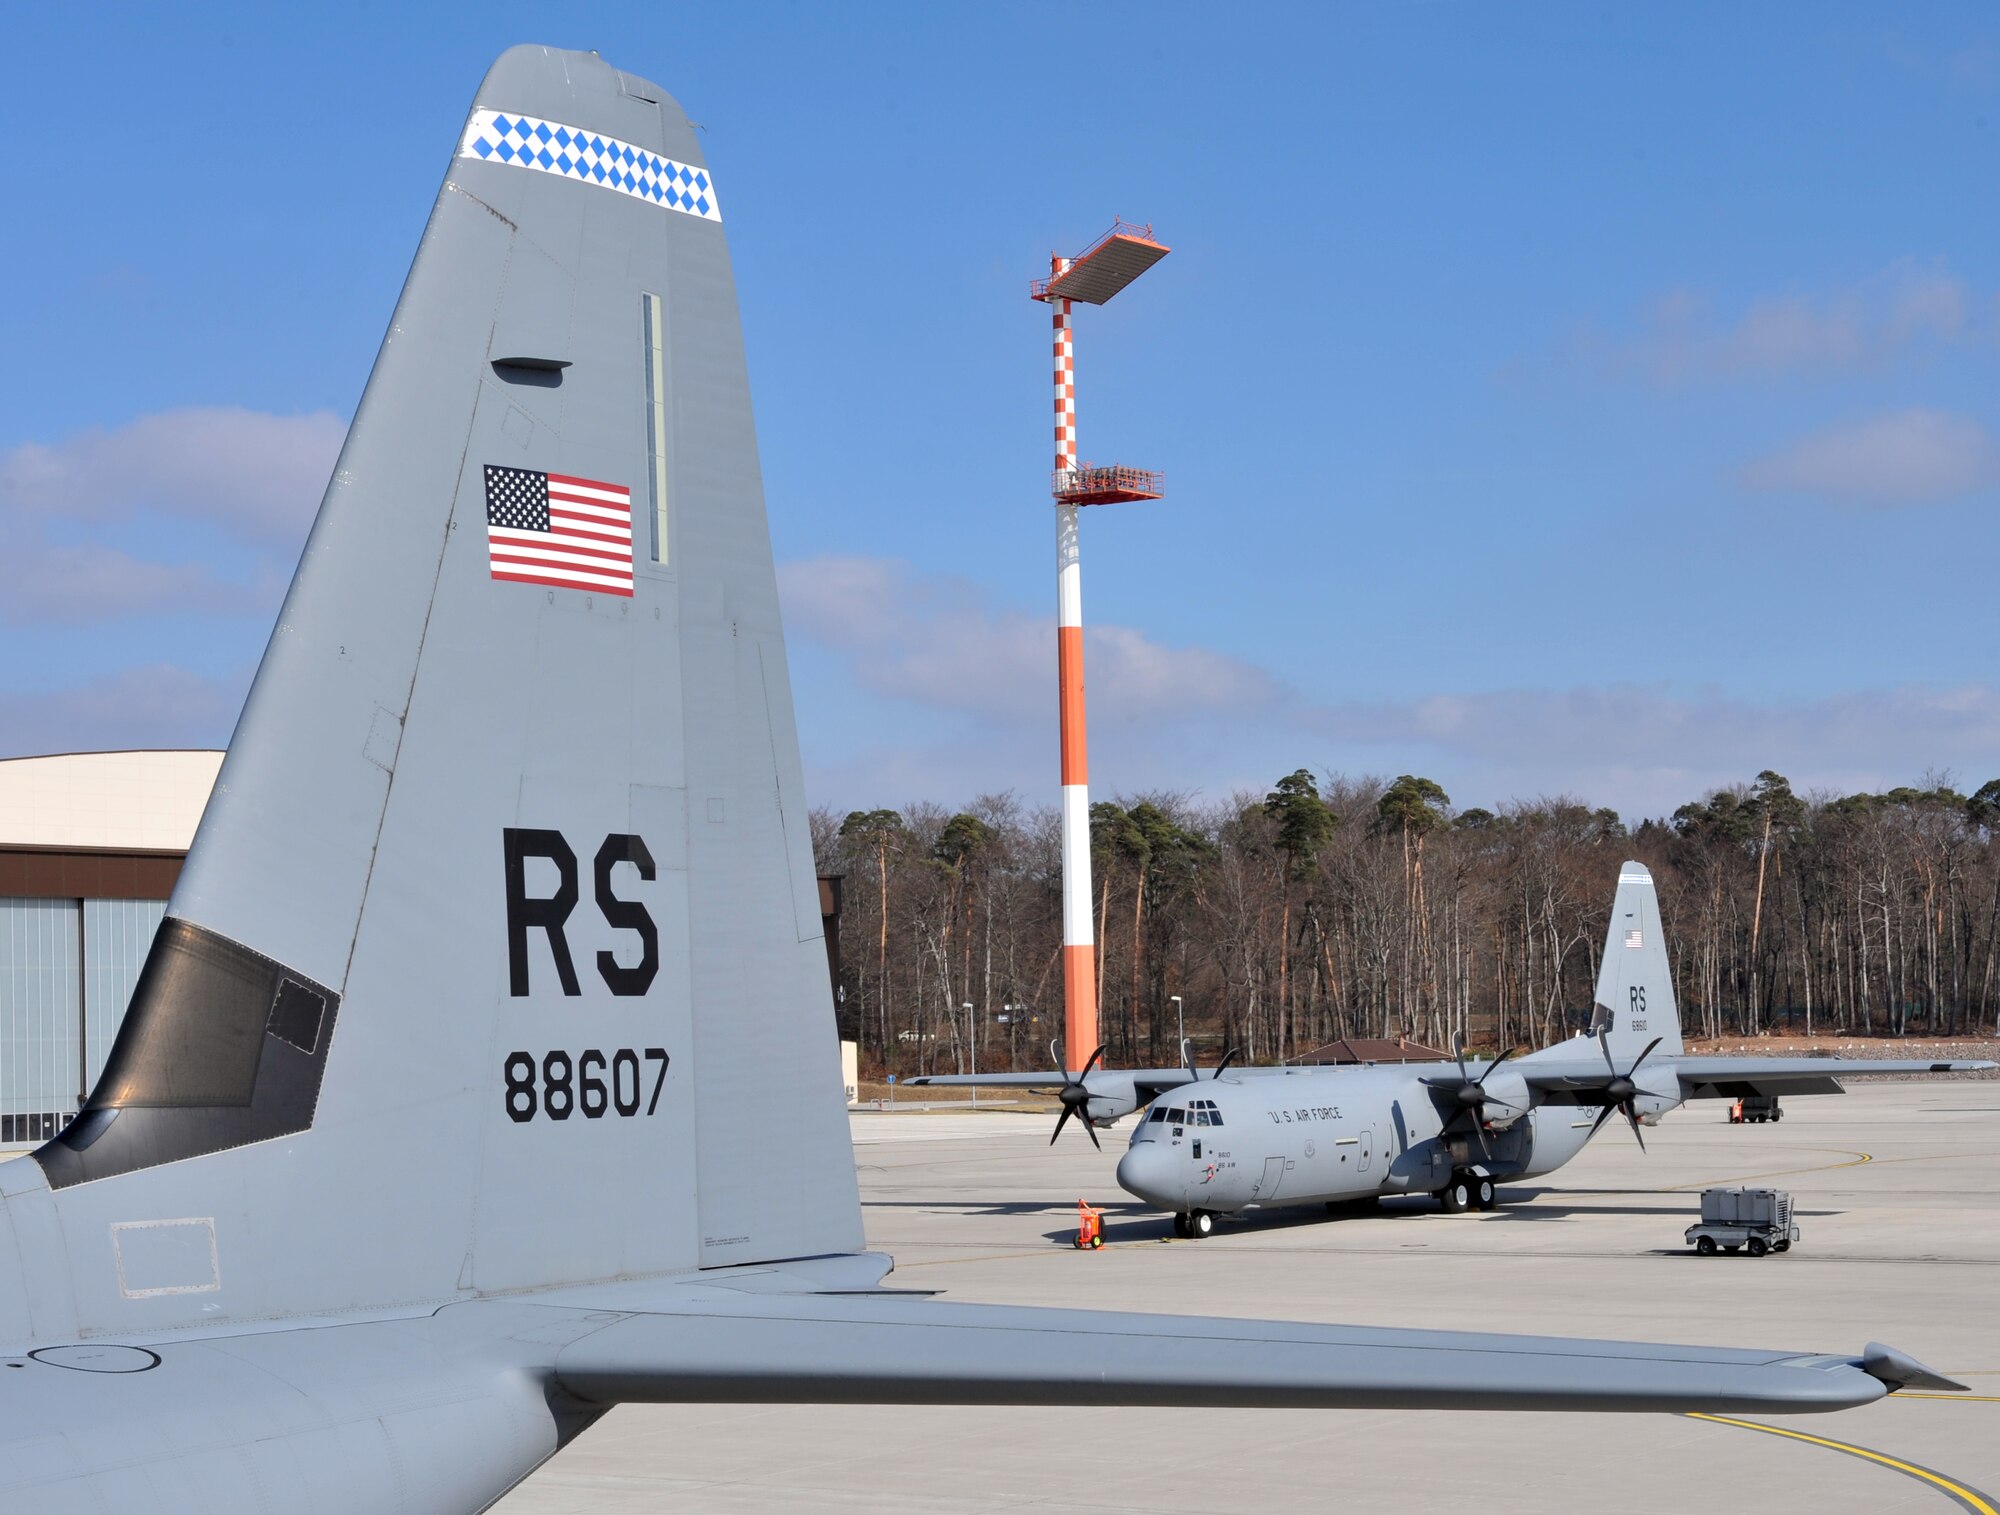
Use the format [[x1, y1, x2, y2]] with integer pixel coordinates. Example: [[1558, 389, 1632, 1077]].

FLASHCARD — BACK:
[[1689, 1413, 1997, 1514], [1899, 1393, 2000, 1402], [1667, 1147, 1873, 1190]]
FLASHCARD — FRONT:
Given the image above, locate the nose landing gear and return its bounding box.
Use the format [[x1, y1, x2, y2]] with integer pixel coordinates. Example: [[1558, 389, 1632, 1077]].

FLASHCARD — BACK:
[[1173, 1210, 1215, 1239]]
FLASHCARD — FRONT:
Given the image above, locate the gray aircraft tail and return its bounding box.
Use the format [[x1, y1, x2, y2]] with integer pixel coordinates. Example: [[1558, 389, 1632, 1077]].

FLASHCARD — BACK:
[[1588, 862, 1684, 1059], [13, 45, 860, 1339]]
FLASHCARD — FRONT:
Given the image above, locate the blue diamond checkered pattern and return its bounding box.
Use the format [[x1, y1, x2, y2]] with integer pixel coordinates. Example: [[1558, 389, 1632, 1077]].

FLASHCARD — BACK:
[[456, 109, 721, 222]]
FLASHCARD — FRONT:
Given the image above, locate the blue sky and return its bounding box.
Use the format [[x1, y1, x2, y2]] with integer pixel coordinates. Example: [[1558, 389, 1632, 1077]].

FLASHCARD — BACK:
[[3, 3, 1995, 819]]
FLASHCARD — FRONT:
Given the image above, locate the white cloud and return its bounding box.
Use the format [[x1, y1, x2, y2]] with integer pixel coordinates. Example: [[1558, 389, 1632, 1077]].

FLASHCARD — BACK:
[[0, 407, 344, 545], [778, 554, 1284, 723], [1600, 261, 1978, 383], [1322, 681, 1999, 772], [780, 555, 2000, 820], [0, 523, 271, 625], [1311, 682, 2000, 818], [0, 665, 250, 756], [1740, 408, 2000, 506]]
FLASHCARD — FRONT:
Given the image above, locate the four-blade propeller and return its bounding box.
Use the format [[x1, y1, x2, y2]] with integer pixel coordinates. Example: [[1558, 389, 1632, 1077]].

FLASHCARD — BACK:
[[1586, 1027, 1665, 1151], [1183, 1039, 1241, 1085], [1050, 1045, 1107, 1149], [1420, 1033, 1520, 1160]]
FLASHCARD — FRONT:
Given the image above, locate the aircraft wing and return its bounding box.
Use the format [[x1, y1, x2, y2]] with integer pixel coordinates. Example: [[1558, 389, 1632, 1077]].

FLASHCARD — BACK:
[[549, 1290, 1952, 1413], [904, 1069, 1200, 1095], [1517, 1054, 1993, 1100], [1671, 1056, 1995, 1098]]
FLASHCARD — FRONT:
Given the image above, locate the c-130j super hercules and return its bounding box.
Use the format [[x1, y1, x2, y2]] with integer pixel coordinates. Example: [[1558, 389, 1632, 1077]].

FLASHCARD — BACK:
[[0, 45, 1968, 1513], [917, 863, 1993, 1237]]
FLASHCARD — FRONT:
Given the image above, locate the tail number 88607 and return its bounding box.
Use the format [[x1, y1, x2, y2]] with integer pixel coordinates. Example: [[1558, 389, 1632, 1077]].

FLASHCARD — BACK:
[[505, 1047, 668, 1123]]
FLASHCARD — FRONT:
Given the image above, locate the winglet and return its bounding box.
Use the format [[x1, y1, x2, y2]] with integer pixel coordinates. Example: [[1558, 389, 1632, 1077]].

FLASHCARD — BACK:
[[1860, 1342, 1968, 1394]]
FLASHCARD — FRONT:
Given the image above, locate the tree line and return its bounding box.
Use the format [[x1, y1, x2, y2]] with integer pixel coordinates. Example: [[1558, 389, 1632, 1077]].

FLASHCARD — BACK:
[[811, 770, 2000, 1078]]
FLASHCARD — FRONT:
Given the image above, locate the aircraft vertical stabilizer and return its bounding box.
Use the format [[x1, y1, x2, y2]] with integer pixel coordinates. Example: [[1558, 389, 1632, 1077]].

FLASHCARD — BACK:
[[13, 44, 860, 1338], [1590, 862, 1684, 1059]]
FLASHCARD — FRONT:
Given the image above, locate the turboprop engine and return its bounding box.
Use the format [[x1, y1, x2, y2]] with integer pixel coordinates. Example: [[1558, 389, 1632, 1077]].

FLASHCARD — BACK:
[[1467, 1065, 1531, 1129], [1422, 1038, 1531, 1121], [1629, 1090, 1675, 1126], [1421, 1037, 1532, 1158]]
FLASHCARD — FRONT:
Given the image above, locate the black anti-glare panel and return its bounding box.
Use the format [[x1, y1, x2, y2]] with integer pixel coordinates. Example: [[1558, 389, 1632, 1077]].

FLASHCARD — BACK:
[[35, 919, 341, 1189]]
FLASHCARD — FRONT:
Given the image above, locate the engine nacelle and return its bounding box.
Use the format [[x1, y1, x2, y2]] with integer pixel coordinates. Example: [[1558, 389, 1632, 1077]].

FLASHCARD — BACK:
[[1475, 1067, 1532, 1129], [1631, 1093, 1674, 1126], [1082, 1072, 1141, 1125]]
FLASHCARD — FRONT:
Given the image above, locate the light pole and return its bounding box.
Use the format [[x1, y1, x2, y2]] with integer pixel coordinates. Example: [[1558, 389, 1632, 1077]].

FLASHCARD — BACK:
[[1171, 995, 1185, 1067], [963, 1002, 976, 1107]]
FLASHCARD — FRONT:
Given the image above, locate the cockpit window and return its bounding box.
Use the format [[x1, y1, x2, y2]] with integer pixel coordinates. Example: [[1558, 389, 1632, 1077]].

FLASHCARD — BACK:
[[1166, 1107, 1186, 1124], [1208, 1108, 1224, 1126], [1148, 1106, 1167, 1123]]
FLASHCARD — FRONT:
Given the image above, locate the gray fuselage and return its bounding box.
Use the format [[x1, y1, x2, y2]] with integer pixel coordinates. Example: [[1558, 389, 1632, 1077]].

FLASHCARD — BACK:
[[1114, 1064, 1614, 1216]]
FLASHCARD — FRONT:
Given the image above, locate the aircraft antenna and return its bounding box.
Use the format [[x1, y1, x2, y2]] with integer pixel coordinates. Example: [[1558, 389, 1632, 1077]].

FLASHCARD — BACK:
[[1030, 218, 1169, 1065]]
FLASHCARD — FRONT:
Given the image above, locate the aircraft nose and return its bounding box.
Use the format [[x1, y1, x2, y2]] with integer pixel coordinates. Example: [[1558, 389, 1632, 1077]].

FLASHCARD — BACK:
[[1116, 1142, 1181, 1207]]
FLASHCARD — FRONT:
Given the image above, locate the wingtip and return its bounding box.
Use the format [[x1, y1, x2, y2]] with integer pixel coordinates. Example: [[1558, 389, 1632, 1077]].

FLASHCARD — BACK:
[[1860, 1342, 1968, 1394]]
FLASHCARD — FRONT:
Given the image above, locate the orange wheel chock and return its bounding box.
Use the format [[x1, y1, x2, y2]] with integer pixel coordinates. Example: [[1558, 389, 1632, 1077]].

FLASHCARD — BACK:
[[1075, 1198, 1105, 1251]]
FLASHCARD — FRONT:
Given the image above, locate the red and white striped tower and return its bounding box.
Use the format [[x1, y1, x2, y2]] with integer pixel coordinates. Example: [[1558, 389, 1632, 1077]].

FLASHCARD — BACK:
[[1050, 263, 1095, 1065], [1031, 222, 1169, 1070]]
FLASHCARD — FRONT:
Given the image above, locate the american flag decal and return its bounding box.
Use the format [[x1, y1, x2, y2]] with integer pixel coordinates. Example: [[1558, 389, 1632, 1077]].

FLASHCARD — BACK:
[[1624, 927, 1644, 949], [485, 465, 633, 596]]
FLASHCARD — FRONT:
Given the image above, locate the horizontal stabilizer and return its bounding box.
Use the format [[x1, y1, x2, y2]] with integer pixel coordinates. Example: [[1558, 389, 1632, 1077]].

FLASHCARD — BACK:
[[552, 1294, 1891, 1414]]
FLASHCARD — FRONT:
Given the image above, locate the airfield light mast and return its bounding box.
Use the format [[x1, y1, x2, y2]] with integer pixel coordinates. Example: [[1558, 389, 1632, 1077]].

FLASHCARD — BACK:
[[1030, 219, 1169, 1070]]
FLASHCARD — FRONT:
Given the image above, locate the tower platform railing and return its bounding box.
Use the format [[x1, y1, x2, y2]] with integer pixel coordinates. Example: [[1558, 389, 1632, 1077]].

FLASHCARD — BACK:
[[1052, 464, 1164, 506]]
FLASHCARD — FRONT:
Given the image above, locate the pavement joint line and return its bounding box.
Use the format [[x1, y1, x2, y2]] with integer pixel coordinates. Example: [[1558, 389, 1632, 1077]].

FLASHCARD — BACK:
[[1687, 1413, 1998, 1514]]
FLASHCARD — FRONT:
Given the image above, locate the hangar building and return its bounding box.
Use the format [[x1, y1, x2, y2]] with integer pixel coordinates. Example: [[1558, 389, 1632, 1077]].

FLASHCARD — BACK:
[[0, 750, 222, 1149]]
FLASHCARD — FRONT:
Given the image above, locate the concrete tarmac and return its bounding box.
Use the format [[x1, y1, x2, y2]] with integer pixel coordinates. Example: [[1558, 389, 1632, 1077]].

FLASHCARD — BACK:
[[497, 1081, 2000, 1513]]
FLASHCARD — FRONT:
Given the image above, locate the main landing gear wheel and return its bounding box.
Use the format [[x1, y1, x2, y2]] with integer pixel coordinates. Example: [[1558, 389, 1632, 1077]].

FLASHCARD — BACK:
[[1747, 1237, 1768, 1258], [1188, 1210, 1215, 1239], [1439, 1176, 1472, 1214], [1472, 1176, 1496, 1211], [1696, 1235, 1718, 1255]]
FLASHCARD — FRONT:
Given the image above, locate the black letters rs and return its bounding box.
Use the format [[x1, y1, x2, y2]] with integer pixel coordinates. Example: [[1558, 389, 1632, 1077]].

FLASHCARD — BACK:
[[504, 827, 659, 997]]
